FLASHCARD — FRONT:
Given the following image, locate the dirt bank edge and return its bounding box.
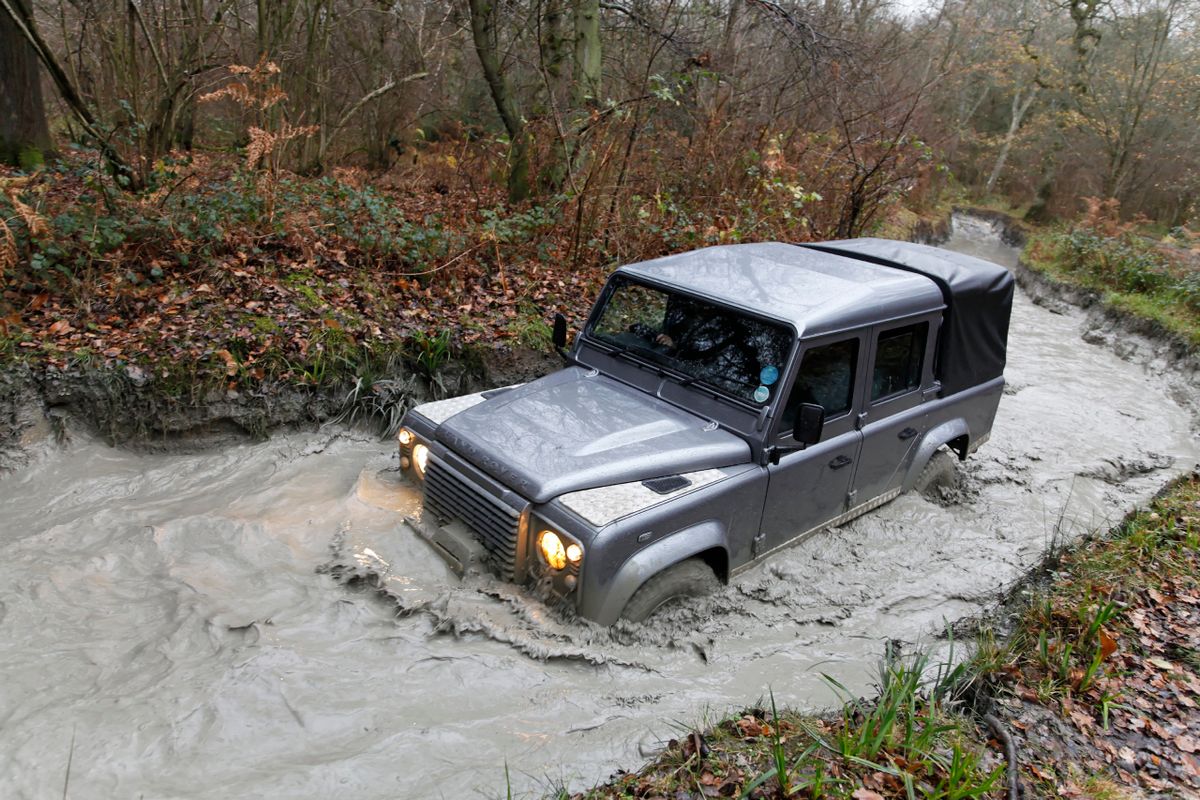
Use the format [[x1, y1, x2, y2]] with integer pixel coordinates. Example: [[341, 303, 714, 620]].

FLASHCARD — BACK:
[[0, 345, 559, 471]]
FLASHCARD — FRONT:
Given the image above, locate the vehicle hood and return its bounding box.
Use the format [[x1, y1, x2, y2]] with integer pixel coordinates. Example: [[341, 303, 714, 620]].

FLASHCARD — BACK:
[[434, 367, 751, 504]]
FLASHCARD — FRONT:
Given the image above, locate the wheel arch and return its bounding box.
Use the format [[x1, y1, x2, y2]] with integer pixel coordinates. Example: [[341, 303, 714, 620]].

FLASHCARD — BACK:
[[901, 419, 971, 493], [581, 520, 729, 626]]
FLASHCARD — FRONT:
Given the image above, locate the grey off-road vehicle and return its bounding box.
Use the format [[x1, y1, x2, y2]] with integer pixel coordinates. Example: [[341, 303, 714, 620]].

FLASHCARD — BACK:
[[396, 239, 1014, 624]]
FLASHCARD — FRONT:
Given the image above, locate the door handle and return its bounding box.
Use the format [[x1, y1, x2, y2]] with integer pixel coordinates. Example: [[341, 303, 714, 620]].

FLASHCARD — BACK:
[[829, 455, 853, 470], [898, 427, 918, 440]]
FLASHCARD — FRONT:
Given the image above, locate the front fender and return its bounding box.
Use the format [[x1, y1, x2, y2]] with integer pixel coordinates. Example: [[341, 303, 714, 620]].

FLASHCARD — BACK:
[[580, 520, 728, 626], [901, 418, 970, 492]]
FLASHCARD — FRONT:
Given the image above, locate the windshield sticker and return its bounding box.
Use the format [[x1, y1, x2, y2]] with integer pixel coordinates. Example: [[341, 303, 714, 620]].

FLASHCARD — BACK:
[[760, 365, 779, 386], [753, 385, 770, 403]]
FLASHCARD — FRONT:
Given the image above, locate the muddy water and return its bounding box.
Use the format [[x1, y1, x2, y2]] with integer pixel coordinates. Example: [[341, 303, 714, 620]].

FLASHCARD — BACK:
[[1, 216, 1196, 799]]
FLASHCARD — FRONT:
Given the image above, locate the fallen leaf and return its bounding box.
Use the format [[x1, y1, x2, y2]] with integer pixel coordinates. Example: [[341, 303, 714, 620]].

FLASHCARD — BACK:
[[852, 789, 885, 800], [1099, 629, 1118, 660], [214, 349, 238, 376]]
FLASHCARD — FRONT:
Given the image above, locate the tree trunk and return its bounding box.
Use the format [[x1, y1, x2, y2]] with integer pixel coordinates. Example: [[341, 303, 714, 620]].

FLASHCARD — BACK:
[[1027, 0, 1102, 222], [542, 0, 568, 90], [572, 0, 601, 109], [0, 0, 53, 167], [0, 0, 137, 187], [985, 85, 1038, 194], [467, 0, 530, 202]]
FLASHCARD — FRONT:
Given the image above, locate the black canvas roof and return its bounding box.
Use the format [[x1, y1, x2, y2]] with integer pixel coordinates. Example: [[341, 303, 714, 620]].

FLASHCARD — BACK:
[[801, 238, 1014, 396]]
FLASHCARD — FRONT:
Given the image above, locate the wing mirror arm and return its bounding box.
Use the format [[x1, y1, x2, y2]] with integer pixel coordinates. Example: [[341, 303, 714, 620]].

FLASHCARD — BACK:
[[766, 403, 825, 466], [551, 312, 574, 364]]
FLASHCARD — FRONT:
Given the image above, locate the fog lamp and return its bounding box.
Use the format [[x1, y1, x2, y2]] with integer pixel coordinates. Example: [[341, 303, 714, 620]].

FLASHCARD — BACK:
[[566, 543, 583, 566], [398, 428, 415, 446], [538, 530, 567, 570], [412, 443, 430, 477]]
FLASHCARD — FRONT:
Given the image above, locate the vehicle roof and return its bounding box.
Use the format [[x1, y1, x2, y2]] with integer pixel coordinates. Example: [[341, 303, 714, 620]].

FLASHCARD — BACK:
[[616, 242, 945, 338]]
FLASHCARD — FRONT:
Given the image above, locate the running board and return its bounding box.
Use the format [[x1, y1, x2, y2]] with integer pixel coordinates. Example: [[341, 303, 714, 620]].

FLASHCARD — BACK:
[[732, 488, 903, 577]]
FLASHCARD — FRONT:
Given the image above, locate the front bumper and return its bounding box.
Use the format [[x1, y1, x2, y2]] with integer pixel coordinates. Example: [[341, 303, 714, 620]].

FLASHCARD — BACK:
[[404, 511, 488, 577], [398, 416, 590, 608]]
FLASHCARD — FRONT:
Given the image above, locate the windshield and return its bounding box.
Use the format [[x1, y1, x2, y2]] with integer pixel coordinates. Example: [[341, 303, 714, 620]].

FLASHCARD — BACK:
[[588, 276, 794, 405]]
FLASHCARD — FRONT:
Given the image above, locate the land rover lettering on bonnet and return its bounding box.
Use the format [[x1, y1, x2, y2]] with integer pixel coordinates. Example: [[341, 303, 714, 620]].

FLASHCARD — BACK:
[[397, 239, 1014, 624]]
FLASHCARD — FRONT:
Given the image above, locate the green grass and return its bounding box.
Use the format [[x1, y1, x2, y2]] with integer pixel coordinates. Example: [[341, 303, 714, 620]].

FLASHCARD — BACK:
[[1023, 227, 1200, 347], [972, 474, 1200, 706], [569, 649, 1004, 800]]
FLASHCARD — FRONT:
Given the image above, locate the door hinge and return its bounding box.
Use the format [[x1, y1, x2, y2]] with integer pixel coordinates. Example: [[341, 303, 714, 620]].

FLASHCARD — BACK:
[[846, 488, 858, 508], [752, 532, 766, 557], [855, 412, 868, 430]]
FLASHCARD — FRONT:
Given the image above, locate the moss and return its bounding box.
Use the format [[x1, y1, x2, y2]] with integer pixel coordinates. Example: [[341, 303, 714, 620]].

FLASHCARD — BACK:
[[17, 146, 45, 172]]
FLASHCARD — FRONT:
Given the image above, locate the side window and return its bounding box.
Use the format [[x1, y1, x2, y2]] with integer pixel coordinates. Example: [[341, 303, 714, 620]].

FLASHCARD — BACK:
[[780, 338, 858, 431], [871, 322, 928, 402]]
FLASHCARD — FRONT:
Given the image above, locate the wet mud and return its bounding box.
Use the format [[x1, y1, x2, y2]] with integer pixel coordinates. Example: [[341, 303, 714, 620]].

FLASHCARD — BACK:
[[1, 215, 1197, 799]]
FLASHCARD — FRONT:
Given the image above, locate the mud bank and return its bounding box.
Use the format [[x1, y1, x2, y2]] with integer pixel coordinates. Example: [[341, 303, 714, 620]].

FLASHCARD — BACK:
[[1, 215, 1197, 800], [0, 346, 559, 472]]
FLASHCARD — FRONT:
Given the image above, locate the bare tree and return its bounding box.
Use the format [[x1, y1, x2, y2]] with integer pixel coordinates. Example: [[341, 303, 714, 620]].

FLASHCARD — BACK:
[[0, 0, 53, 166]]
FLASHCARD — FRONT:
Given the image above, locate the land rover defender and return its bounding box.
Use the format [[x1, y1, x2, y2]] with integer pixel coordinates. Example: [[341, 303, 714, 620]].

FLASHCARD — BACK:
[[396, 239, 1014, 624]]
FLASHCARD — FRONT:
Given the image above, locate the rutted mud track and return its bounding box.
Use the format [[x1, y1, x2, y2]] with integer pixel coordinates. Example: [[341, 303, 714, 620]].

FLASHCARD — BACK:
[[1, 216, 1196, 799]]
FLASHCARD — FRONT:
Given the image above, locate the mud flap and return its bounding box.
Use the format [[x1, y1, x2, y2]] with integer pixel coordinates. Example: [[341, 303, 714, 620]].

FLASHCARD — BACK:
[[404, 513, 487, 578]]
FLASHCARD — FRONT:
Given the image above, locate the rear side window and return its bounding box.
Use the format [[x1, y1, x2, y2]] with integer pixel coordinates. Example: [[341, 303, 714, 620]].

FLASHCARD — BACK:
[[871, 323, 927, 401], [781, 338, 858, 430]]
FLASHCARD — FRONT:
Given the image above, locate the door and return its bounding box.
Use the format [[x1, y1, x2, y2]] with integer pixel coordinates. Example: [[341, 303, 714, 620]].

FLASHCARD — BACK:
[[758, 333, 865, 556], [852, 318, 936, 505]]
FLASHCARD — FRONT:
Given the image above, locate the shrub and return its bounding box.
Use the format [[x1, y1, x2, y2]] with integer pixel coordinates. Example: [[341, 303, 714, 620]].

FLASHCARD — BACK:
[[1058, 228, 1174, 294]]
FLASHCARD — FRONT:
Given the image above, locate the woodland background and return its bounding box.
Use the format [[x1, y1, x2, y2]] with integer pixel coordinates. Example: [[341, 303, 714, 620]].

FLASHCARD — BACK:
[[1, 0, 1198, 388]]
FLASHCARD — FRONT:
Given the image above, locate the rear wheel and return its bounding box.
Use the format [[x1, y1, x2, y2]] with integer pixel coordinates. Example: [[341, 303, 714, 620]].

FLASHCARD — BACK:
[[621, 558, 720, 622], [914, 448, 958, 496]]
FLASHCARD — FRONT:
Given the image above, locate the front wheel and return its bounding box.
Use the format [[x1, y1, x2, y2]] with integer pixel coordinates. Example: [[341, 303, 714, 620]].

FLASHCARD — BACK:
[[620, 558, 720, 622], [913, 448, 958, 496]]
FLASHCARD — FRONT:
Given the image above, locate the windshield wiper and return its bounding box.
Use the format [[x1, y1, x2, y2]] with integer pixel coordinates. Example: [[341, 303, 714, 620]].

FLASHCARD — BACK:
[[663, 371, 761, 413], [591, 336, 760, 413], [601, 340, 665, 377]]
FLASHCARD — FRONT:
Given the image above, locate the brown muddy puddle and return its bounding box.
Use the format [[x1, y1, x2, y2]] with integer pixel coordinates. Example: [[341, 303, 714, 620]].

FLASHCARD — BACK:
[[1, 216, 1196, 799]]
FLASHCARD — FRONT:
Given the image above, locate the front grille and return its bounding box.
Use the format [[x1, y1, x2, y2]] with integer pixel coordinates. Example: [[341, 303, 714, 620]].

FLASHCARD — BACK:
[[424, 459, 521, 578]]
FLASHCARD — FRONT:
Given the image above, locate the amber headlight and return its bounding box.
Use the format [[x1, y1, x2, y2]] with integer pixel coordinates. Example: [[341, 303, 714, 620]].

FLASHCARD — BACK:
[[398, 428, 415, 446], [537, 530, 567, 570], [412, 443, 430, 477]]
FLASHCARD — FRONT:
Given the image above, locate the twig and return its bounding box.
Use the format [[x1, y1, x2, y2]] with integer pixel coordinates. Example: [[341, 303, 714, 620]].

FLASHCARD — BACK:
[[395, 242, 486, 277], [983, 712, 1021, 800], [62, 724, 77, 800]]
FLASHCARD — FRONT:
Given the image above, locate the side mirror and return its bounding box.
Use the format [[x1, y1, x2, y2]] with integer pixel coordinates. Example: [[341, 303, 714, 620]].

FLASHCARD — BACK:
[[794, 403, 825, 446], [552, 312, 568, 350]]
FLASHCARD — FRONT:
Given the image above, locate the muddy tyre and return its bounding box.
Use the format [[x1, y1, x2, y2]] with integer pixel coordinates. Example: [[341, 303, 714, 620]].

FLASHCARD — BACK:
[[914, 448, 957, 496], [621, 558, 720, 623]]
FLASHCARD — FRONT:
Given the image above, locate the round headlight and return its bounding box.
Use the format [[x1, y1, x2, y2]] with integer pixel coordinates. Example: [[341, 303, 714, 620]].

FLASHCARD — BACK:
[[398, 428, 414, 446], [565, 543, 583, 565], [412, 443, 429, 476], [538, 530, 567, 570]]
